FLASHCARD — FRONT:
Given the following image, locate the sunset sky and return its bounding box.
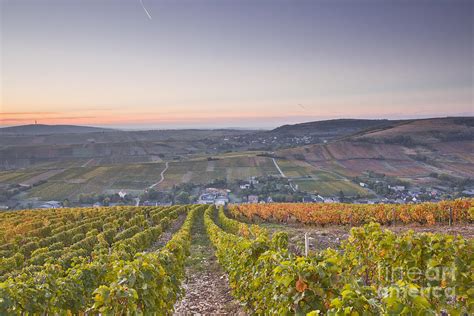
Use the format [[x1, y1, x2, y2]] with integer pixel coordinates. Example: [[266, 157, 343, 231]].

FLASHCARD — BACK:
[[1, 0, 473, 129]]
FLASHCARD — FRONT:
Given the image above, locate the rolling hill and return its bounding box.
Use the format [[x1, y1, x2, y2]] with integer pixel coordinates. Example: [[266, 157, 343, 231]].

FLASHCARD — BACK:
[[0, 117, 472, 201], [268, 118, 395, 139], [276, 117, 474, 191], [351, 117, 474, 143]]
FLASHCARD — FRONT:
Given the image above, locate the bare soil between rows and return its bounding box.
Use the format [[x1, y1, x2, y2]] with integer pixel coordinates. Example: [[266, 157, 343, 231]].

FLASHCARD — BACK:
[[147, 212, 187, 253], [174, 212, 244, 315]]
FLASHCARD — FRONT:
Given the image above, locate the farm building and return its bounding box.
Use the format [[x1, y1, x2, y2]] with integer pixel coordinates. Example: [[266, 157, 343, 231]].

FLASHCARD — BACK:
[[248, 195, 259, 204]]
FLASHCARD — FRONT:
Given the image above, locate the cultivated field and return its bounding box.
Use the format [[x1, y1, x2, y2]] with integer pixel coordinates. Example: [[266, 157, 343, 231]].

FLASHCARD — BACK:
[[25, 163, 167, 200], [277, 128, 474, 183], [1, 155, 281, 201], [276, 159, 372, 196], [2, 118, 473, 203], [155, 156, 279, 189], [0, 205, 200, 314], [0, 169, 46, 184], [1, 201, 472, 314]]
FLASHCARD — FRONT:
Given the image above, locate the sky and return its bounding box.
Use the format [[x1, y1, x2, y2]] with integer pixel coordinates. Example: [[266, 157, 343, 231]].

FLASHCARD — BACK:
[[1, 0, 473, 129]]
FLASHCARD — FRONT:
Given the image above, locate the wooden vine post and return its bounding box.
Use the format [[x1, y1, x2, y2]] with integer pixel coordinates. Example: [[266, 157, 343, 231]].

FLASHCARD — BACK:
[[449, 207, 453, 226], [304, 232, 309, 257]]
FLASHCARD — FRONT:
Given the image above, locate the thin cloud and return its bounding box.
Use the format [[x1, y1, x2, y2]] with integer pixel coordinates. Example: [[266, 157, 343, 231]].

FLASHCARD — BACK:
[[0, 116, 96, 123], [139, 0, 152, 20], [1, 112, 58, 116]]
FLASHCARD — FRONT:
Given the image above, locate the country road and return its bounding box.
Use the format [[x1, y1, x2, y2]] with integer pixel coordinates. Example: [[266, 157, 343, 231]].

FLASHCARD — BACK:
[[272, 158, 286, 177], [81, 158, 94, 167], [149, 161, 169, 189], [272, 158, 297, 192]]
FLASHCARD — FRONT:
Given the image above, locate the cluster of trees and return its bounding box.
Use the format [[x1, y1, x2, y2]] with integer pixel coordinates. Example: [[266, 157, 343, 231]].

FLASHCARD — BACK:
[[0, 185, 21, 202], [140, 183, 198, 205], [207, 178, 228, 189], [77, 193, 134, 206], [170, 183, 198, 204], [354, 172, 410, 196], [238, 176, 305, 202], [0, 181, 47, 203], [140, 190, 172, 203], [430, 172, 473, 188], [268, 192, 306, 202]]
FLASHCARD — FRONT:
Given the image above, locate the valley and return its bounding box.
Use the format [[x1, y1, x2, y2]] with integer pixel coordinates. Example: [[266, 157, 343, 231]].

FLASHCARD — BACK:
[[0, 117, 473, 209]]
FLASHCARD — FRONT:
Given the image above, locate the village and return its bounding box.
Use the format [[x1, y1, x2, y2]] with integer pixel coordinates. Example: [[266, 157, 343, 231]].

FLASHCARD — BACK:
[[7, 174, 471, 211]]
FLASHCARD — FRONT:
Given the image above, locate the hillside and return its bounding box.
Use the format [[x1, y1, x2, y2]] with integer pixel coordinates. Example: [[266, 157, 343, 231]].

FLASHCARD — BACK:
[[0, 124, 115, 135], [0, 128, 256, 169], [351, 117, 474, 144], [277, 117, 474, 193], [269, 118, 394, 139], [0, 117, 472, 202]]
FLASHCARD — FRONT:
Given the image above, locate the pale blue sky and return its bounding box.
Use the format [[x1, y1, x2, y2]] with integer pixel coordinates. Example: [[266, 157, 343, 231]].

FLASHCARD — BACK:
[[1, 0, 473, 128]]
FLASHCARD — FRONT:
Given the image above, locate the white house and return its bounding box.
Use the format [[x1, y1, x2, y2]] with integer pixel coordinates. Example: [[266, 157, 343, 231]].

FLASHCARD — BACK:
[[215, 197, 229, 206], [462, 189, 474, 196], [249, 177, 259, 185], [39, 201, 62, 209], [118, 190, 127, 198], [389, 185, 405, 192], [248, 195, 259, 204]]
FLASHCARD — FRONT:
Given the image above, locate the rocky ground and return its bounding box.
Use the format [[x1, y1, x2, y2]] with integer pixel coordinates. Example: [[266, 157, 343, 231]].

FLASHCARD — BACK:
[[174, 212, 244, 315]]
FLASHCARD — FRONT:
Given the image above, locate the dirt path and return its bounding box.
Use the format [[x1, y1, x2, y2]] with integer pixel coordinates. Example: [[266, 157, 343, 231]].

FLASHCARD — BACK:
[[149, 161, 169, 189], [174, 212, 244, 315], [146, 212, 187, 253], [272, 158, 297, 192], [272, 157, 286, 177], [81, 158, 94, 167]]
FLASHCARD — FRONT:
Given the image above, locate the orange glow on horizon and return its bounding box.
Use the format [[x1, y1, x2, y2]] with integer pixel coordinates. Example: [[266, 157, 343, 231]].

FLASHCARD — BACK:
[[0, 110, 320, 126]]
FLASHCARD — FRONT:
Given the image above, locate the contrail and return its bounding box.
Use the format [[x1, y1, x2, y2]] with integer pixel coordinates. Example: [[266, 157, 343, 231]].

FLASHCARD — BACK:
[[139, 0, 152, 20]]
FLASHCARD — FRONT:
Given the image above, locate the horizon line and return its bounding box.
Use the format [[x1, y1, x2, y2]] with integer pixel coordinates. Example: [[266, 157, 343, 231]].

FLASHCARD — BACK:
[[0, 114, 472, 131]]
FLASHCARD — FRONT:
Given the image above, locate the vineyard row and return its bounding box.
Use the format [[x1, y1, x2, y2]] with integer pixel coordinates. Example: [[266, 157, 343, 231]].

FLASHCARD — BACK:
[[230, 199, 473, 226], [207, 206, 473, 314], [0, 205, 206, 314]]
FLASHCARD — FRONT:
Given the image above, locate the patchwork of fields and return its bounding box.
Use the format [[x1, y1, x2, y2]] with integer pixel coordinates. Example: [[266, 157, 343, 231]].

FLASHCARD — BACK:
[[1, 155, 282, 201], [0, 153, 381, 201], [277, 140, 474, 180], [0, 169, 46, 184], [24, 163, 168, 200], [3, 135, 471, 201], [157, 156, 279, 189], [275, 159, 372, 196]]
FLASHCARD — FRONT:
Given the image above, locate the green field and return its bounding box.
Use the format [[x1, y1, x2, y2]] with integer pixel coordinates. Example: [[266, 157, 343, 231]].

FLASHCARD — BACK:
[[26, 163, 167, 200], [2, 154, 374, 201], [46, 164, 166, 185], [292, 178, 370, 196], [277, 159, 372, 197], [0, 170, 45, 184], [20, 156, 280, 200], [158, 156, 279, 189]]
